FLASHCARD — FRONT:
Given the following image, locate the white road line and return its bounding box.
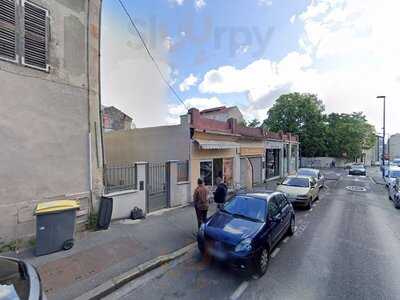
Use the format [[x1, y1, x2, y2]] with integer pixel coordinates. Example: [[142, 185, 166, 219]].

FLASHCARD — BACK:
[[271, 247, 281, 258], [230, 281, 249, 300], [283, 237, 290, 243]]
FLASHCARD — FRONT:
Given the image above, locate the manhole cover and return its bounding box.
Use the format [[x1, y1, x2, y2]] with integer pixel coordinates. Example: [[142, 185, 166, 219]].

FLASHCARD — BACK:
[[346, 186, 367, 192]]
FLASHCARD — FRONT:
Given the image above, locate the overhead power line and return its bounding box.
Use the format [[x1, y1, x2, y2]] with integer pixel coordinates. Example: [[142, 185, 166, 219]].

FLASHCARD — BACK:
[[116, 0, 188, 110]]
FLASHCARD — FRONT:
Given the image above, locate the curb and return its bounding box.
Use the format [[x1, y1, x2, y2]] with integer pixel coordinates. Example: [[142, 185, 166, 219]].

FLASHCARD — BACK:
[[74, 243, 196, 300]]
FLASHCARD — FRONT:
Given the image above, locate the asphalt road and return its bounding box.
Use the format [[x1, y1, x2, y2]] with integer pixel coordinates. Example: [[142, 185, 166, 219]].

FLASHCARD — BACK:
[[106, 168, 400, 300]]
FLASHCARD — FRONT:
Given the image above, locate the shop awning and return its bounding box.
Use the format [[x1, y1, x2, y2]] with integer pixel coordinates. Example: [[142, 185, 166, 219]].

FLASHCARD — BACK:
[[195, 139, 240, 150]]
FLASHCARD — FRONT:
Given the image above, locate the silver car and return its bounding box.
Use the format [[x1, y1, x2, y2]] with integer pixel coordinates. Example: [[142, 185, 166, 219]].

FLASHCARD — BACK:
[[384, 166, 400, 188], [297, 168, 325, 189], [389, 178, 400, 208], [0, 256, 45, 300]]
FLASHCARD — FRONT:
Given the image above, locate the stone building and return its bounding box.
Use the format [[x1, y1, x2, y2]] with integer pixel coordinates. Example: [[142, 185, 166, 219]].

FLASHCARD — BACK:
[[0, 0, 103, 245], [389, 133, 400, 160]]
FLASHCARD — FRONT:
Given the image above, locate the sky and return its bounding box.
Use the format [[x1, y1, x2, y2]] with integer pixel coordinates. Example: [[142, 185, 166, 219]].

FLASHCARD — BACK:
[[101, 0, 400, 138]]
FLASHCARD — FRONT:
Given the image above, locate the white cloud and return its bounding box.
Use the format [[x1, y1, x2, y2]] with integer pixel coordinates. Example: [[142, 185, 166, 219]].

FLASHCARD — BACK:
[[290, 15, 296, 24], [179, 73, 199, 92], [258, 0, 273, 6], [194, 0, 206, 9], [169, 0, 185, 5], [198, 52, 312, 102], [167, 96, 223, 124], [101, 13, 171, 127]]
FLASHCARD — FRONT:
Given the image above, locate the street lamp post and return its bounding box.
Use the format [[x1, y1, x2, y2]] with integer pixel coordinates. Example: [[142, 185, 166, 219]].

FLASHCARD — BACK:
[[377, 96, 386, 173]]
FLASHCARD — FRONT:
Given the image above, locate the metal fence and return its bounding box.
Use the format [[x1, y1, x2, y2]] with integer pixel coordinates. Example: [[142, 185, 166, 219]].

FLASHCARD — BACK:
[[177, 160, 189, 182], [104, 164, 137, 193]]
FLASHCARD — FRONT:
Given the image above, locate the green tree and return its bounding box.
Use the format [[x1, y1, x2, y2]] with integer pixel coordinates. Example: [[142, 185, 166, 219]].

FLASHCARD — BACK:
[[325, 112, 376, 160], [262, 93, 327, 157], [247, 119, 261, 128]]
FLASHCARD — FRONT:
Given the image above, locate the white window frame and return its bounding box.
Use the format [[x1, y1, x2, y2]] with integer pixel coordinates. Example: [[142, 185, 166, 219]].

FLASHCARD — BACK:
[[21, 0, 49, 72]]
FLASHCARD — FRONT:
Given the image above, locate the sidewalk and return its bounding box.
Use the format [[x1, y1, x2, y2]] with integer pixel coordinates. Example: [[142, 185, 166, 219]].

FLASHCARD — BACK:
[[12, 204, 216, 300], [368, 166, 386, 185]]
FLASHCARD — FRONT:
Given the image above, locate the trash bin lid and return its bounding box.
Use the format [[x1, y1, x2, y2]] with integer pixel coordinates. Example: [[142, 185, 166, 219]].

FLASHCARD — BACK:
[[35, 200, 80, 215]]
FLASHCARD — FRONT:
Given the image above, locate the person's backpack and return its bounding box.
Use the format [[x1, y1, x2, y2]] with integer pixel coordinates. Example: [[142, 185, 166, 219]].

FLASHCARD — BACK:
[[130, 207, 145, 220]]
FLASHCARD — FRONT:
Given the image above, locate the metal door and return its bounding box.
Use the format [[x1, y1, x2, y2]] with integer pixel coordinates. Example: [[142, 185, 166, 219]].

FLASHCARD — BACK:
[[148, 163, 169, 213]]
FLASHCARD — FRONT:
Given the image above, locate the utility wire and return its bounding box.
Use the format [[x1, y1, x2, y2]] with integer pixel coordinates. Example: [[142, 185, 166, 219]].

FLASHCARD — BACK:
[[116, 0, 188, 110]]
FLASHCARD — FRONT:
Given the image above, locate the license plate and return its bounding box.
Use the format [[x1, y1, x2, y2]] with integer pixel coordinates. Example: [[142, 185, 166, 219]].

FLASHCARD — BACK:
[[208, 242, 227, 259]]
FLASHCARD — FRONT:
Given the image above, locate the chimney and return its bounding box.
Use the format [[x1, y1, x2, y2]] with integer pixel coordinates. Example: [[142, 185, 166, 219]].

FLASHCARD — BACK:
[[188, 108, 200, 127]]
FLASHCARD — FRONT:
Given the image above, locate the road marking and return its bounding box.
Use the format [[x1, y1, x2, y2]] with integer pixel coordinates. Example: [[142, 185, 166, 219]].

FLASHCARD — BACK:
[[271, 247, 281, 258], [283, 237, 290, 243], [230, 281, 249, 300]]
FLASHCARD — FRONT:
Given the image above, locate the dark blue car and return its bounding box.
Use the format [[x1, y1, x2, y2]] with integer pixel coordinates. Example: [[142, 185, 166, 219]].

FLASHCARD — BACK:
[[197, 192, 295, 276]]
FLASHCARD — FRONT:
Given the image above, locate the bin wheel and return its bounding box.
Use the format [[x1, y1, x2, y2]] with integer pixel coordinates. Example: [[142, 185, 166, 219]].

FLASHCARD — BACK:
[[63, 239, 74, 251]]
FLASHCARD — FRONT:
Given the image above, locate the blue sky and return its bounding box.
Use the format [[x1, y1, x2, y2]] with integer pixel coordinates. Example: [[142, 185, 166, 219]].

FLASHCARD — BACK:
[[101, 0, 400, 136]]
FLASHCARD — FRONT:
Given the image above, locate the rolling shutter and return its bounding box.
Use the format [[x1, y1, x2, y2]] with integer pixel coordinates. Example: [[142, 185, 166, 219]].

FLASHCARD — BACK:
[[22, 0, 48, 71], [0, 0, 17, 62]]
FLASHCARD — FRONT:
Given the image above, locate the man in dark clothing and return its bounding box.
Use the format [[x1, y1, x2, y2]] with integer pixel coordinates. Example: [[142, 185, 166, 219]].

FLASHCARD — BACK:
[[193, 178, 209, 228], [214, 177, 228, 209]]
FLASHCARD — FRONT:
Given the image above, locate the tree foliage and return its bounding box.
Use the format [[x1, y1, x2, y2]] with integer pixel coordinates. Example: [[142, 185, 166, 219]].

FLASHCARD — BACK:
[[262, 93, 376, 158], [247, 119, 261, 128], [262, 93, 327, 157]]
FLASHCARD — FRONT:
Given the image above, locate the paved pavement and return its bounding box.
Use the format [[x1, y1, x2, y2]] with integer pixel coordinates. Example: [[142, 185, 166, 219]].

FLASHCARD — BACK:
[[13, 204, 216, 300], [108, 168, 400, 300]]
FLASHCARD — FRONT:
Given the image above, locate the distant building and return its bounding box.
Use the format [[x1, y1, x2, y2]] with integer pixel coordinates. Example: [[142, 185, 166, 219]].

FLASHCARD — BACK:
[[389, 133, 400, 160], [102, 106, 135, 132], [200, 106, 245, 124]]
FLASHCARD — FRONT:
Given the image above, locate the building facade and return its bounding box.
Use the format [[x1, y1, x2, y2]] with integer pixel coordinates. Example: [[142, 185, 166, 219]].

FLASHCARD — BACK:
[[389, 134, 400, 160], [104, 107, 300, 203], [0, 0, 103, 244], [102, 105, 135, 132]]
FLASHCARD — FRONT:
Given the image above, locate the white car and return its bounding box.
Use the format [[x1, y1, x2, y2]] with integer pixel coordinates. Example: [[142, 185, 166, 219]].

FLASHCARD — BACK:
[[297, 168, 325, 189], [384, 166, 400, 188], [389, 178, 400, 208]]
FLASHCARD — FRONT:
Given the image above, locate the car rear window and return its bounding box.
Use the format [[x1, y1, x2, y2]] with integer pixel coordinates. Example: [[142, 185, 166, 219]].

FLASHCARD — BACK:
[[298, 169, 316, 177], [389, 171, 400, 178], [0, 258, 29, 300], [282, 177, 310, 188]]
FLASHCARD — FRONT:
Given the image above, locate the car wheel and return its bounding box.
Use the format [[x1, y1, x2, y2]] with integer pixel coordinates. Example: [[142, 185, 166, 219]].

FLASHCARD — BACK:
[[287, 216, 295, 236], [307, 198, 312, 210], [254, 247, 270, 276]]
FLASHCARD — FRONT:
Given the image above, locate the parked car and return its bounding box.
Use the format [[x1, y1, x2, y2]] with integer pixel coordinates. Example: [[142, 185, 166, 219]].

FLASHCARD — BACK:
[[392, 158, 400, 167], [276, 176, 319, 209], [0, 256, 45, 300], [349, 164, 367, 176], [197, 192, 295, 276], [297, 168, 325, 189], [384, 166, 400, 188], [389, 178, 400, 208]]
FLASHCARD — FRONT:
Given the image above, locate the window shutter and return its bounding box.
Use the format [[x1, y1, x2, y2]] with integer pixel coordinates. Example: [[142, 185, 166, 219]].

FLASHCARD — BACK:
[[22, 0, 48, 71], [0, 0, 17, 62]]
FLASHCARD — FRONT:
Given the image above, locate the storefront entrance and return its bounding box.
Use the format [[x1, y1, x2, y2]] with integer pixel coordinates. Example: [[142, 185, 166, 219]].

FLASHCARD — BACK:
[[266, 149, 280, 179], [200, 158, 233, 187]]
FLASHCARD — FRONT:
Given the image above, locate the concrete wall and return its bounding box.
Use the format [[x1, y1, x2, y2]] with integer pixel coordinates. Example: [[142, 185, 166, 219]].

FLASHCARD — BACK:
[[300, 157, 349, 168], [168, 161, 191, 207], [106, 163, 147, 220], [389, 134, 400, 160], [104, 116, 190, 165], [0, 0, 103, 245], [201, 107, 245, 124]]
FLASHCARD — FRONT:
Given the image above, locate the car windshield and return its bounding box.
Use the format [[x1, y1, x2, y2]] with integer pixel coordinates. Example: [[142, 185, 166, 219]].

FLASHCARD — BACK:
[[223, 196, 266, 222], [298, 169, 317, 177], [282, 177, 310, 188], [389, 171, 400, 178], [352, 165, 365, 170]]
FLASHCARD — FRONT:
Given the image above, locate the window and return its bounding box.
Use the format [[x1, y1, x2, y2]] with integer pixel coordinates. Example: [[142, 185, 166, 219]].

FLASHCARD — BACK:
[[268, 197, 280, 217], [0, 0, 17, 62], [277, 194, 288, 209], [0, 0, 49, 71], [282, 177, 310, 188], [224, 196, 266, 222], [266, 149, 280, 179], [200, 161, 212, 186]]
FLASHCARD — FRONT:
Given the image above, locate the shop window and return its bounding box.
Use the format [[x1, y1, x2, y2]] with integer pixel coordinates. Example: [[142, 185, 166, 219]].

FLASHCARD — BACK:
[[213, 158, 223, 185], [200, 161, 212, 186], [223, 158, 233, 186]]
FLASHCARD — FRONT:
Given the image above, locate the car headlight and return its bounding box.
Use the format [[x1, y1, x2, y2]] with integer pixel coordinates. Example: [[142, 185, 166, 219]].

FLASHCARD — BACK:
[[235, 238, 252, 252], [198, 224, 205, 239]]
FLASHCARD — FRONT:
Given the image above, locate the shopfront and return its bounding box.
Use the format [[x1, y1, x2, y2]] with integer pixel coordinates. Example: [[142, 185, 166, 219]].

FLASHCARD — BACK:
[[265, 140, 284, 180], [200, 158, 234, 187]]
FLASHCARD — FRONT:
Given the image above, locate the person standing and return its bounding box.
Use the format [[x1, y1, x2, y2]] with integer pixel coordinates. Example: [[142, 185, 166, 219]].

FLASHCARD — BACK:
[[214, 177, 228, 209], [193, 178, 209, 228]]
